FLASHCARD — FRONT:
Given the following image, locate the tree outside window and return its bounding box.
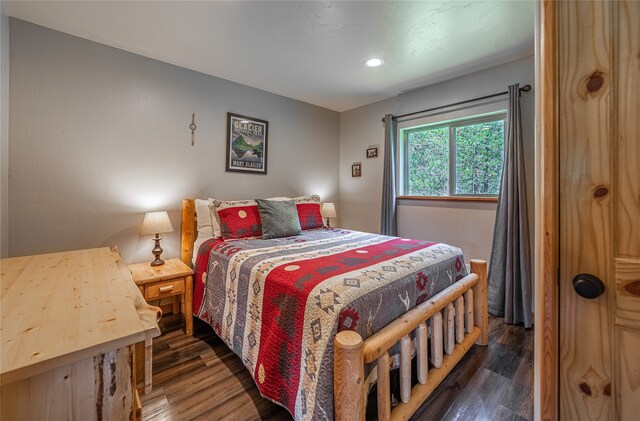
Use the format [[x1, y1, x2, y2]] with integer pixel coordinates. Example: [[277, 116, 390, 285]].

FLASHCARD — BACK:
[[403, 114, 506, 197]]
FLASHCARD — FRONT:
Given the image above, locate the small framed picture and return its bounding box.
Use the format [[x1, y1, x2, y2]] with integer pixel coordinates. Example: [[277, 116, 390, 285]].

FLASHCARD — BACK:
[[352, 162, 362, 177], [366, 147, 378, 158]]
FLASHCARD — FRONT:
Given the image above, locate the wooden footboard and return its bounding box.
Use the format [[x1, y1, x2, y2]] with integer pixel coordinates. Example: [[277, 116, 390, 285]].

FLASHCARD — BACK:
[[334, 259, 488, 421]]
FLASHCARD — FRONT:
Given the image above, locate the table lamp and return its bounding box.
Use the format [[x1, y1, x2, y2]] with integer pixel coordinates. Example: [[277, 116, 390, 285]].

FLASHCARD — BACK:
[[141, 211, 174, 266], [321, 203, 337, 228]]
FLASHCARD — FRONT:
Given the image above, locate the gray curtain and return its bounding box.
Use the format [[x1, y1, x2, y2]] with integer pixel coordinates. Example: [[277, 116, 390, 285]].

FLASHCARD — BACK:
[[488, 84, 532, 328], [380, 114, 397, 236]]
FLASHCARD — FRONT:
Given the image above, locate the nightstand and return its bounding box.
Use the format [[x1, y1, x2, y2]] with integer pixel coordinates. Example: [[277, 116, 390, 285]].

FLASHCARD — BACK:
[[129, 258, 194, 335]]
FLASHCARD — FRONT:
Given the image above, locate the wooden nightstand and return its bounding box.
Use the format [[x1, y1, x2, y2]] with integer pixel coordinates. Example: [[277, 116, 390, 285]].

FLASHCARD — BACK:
[[129, 258, 194, 335]]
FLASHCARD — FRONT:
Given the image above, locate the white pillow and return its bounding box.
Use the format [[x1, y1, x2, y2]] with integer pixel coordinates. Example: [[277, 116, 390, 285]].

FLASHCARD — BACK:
[[195, 199, 214, 239], [207, 198, 223, 238], [266, 196, 292, 201]]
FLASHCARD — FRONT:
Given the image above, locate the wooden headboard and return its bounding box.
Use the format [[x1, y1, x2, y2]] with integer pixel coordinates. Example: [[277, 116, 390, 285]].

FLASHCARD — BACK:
[[180, 199, 196, 266]]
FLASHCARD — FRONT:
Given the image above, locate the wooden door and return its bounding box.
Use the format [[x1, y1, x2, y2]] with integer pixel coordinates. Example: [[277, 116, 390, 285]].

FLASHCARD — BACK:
[[556, 1, 640, 419]]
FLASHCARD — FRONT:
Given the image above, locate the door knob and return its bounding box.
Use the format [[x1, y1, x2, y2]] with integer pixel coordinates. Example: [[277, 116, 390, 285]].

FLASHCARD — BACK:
[[573, 274, 605, 299]]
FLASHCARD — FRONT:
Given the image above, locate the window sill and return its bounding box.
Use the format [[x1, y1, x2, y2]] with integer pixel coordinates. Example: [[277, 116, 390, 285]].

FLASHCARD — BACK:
[[396, 195, 498, 203]]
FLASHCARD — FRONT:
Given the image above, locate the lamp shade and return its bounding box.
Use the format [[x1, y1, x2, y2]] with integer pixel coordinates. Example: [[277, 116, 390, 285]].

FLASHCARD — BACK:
[[321, 203, 337, 218], [141, 211, 174, 235]]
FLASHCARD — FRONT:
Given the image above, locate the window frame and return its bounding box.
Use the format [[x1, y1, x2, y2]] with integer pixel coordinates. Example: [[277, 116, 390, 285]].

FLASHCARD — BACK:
[[400, 111, 507, 199]]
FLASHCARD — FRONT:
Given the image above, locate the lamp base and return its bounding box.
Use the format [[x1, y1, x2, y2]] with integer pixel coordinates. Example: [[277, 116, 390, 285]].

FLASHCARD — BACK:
[[150, 235, 165, 266], [325, 217, 331, 228], [150, 257, 165, 266]]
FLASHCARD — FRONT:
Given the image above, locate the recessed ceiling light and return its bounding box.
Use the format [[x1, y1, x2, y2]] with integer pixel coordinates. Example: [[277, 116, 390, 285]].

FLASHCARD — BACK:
[[365, 58, 384, 67]]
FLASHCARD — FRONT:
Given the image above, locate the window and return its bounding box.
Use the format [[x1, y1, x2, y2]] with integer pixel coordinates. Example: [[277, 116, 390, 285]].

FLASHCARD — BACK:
[[401, 113, 506, 198]]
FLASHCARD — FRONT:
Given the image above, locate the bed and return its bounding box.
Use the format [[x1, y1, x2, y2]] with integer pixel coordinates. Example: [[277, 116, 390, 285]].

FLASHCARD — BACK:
[[180, 199, 488, 421]]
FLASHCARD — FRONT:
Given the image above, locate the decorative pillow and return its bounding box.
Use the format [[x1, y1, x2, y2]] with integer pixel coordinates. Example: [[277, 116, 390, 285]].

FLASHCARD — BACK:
[[212, 199, 262, 240], [293, 195, 324, 230], [207, 197, 286, 238], [255, 199, 302, 240]]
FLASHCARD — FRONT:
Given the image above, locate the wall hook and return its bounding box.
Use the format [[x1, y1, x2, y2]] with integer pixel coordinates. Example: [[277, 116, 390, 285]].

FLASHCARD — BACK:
[[189, 113, 197, 146]]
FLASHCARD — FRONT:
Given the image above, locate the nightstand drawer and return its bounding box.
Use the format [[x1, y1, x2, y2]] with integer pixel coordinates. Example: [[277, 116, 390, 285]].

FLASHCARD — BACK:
[[146, 278, 185, 299]]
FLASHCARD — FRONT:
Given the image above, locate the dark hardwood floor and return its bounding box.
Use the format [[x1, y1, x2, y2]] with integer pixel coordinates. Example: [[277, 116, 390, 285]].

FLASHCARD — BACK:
[[141, 314, 533, 421], [407, 316, 533, 421]]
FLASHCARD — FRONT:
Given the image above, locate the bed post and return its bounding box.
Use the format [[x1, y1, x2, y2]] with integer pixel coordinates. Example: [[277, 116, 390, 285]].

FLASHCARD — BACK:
[[470, 259, 489, 346], [181, 199, 196, 266], [334, 330, 365, 421]]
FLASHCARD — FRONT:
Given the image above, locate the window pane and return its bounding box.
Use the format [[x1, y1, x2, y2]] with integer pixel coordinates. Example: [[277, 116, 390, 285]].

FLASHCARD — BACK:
[[454, 120, 504, 195], [407, 127, 449, 196]]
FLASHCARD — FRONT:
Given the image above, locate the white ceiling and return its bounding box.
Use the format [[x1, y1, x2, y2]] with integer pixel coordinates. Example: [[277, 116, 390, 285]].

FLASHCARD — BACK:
[[3, 1, 535, 112]]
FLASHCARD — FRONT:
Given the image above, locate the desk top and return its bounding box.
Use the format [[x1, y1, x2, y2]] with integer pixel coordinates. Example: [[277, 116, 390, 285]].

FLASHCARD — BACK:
[[1, 247, 160, 385]]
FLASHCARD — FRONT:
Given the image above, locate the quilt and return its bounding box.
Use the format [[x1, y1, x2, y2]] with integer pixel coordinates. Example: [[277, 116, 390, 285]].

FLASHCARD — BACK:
[[193, 228, 467, 420]]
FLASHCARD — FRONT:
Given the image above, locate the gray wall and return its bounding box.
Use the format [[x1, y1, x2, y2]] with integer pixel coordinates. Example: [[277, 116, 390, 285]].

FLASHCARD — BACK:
[[0, 7, 8, 258], [7, 18, 534, 266], [339, 56, 535, 262], [8, 19, 339, 263]]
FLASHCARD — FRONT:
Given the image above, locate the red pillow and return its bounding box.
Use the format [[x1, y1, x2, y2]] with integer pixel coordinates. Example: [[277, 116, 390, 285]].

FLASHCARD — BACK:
[[213, 200, 262, 239], [296, 203, 323, 230]]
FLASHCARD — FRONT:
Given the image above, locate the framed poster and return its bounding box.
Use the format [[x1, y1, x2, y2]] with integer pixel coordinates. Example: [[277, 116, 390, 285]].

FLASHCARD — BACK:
[[366, 147, 378, 158], [226, 113, 269, 174]]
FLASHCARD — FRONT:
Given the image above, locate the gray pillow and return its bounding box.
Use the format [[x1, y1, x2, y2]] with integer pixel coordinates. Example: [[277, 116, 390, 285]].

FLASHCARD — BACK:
[[255, 199, 302, 240]]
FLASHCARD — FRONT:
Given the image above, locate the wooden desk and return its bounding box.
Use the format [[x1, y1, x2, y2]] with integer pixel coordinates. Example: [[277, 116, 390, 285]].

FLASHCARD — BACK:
[[0, 247, 160, 420]]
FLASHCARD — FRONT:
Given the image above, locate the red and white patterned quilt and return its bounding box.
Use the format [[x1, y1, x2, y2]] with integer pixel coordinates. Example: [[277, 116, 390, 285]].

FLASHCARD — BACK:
[[193, 228, 466, 420]]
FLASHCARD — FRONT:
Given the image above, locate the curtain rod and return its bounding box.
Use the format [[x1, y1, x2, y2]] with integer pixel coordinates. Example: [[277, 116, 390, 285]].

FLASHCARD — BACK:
[[381, 84, 532, 123]]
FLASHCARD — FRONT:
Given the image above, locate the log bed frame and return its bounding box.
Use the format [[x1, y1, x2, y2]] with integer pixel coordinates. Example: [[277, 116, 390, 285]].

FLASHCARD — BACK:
[[179, 199, 488, 421]]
